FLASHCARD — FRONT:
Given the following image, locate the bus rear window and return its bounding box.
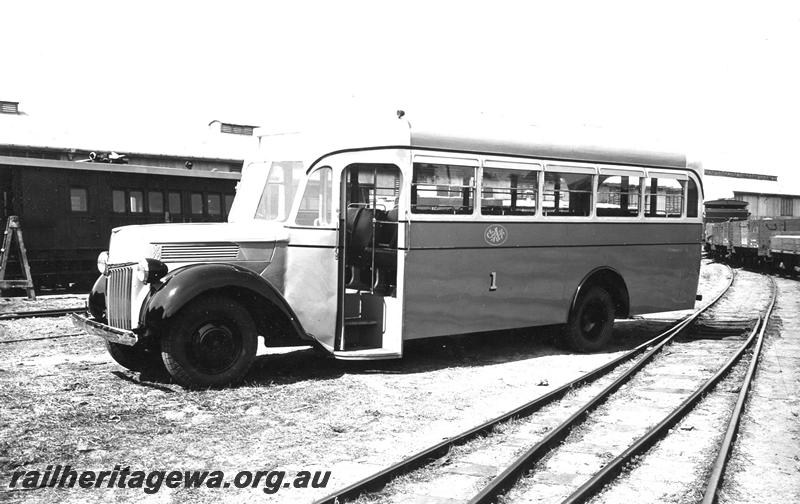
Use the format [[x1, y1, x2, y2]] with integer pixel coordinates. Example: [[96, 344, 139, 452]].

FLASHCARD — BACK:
[[685, 178, 698, 218], [481, 168, 538, 216], [411, 163, 475, 214], [543, 171, 593, 217]]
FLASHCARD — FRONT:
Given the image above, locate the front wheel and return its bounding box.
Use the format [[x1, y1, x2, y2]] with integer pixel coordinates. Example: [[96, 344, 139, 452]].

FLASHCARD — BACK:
[[106, 340, 166, 373], [161, 295, 258, 388], [564, 286, 615, 352]]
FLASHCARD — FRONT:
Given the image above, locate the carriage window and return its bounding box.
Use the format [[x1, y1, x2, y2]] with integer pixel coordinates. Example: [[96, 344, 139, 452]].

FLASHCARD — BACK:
[[412, 163, 475, 214], [191, 193, 203, 214], [148, 191, 164, 213], [543, 171, 593, 217], [168, 192, 182, 214], [70, 188, 88, 212], [224, 194, 234, 216], [207, 193, 222, 215], [597, 175, 641, 217], [645, 177, 683, 218], [112, 190, 126, 213], [295, 166, 333, 226], [129, 191, 144, 213], [481, 168, 538, 216]]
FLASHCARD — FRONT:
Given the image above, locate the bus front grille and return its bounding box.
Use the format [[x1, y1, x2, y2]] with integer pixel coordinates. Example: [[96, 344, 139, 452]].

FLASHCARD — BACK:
[[107, 266, 133, 330]]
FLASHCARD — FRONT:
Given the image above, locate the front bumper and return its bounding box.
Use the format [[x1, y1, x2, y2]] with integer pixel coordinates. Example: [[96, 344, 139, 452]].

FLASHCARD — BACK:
[[70, 313, 138, 346]]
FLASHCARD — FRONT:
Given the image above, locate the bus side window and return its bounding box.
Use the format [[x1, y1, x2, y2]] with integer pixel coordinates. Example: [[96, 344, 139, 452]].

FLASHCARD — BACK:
[[596, 175, 641, 217], [481, 168, 538, 216], [411, 163, 474, 214], [543, 171, 593, 217], [645, 178, 683, 218], [295, 166, 332, 227]]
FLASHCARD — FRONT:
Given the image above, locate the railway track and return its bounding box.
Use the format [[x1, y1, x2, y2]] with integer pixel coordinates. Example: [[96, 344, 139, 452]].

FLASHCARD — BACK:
[[315, 268, 779, 504], [0, 306, 86, 321]]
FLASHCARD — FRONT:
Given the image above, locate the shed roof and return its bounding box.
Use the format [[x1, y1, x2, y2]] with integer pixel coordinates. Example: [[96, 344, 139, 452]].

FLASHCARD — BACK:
[[0, 110, 257, 162], [0, 155, 241, 180], [704, 173, 800, 200]]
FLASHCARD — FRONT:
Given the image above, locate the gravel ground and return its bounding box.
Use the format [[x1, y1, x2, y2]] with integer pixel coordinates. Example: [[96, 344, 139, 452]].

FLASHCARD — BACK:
[[0, 294, 86, 314], [0, 260, 755, 504], [718, 277, 800, 503]]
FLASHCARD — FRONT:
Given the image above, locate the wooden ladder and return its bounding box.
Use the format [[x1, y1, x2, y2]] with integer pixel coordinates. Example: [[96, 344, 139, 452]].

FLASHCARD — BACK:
[[0, 216, 36, 300]]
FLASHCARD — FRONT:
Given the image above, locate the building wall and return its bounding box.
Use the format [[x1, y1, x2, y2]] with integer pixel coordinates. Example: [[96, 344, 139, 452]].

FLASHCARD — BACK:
[[736, 193, 800, 218]]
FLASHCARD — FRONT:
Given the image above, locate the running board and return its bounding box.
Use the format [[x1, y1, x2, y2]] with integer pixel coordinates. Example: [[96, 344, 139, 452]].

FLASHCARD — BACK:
[[333, 348, 401, 360]]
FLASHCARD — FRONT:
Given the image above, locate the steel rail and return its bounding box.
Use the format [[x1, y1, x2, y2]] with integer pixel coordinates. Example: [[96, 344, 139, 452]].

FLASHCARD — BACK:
[[0, 332, 85, 344], [468, 307, 735, 504], [701, 277, 777, 504], [0, 307, 85, 320], [560, 276, 777, 504], [314, 268, 735, 504]]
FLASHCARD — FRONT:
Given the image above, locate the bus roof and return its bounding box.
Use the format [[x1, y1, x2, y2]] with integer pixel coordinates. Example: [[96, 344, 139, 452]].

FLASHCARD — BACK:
[[408, 122, 687, 170], [257, 118, 689, 172]]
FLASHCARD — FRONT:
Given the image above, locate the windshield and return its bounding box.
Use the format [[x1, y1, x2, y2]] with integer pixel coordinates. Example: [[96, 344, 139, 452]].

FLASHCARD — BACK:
[[227, 161, 305, 223]]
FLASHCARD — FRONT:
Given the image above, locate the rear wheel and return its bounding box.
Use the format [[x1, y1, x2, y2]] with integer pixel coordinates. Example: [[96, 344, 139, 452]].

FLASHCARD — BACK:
[[565, 286, 615, 352], [161, 295, 257, 388]]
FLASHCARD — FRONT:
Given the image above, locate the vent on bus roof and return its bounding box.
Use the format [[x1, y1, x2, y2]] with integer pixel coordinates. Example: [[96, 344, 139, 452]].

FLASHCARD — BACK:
[[1, 101, 20, 114], [220, 123, 255, 136]]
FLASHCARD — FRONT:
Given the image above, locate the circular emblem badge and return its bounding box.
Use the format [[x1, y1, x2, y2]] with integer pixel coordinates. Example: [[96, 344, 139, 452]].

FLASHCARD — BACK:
[[484, 224, 508, 246]]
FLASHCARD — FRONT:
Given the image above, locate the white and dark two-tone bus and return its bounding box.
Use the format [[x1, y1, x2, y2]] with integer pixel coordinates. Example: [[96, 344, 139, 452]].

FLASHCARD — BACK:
[[73, 118, 703, 387]]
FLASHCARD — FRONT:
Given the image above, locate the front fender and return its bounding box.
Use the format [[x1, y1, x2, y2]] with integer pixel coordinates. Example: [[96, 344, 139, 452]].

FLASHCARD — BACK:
[[140, 263, 306, 338], [89, 275, 107, 322]]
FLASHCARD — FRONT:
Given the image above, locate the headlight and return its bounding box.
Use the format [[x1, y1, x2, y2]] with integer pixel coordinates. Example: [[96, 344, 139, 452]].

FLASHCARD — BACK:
[[97, 251, 109, 275], [136, 258, 168, 284]]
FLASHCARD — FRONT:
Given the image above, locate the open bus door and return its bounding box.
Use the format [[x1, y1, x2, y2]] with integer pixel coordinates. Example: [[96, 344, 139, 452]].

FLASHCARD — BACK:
[[335, 162, 404, 359]]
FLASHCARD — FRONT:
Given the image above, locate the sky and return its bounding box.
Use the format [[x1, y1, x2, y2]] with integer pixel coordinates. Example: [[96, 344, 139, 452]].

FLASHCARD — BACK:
[[3, 1, 799, 193]]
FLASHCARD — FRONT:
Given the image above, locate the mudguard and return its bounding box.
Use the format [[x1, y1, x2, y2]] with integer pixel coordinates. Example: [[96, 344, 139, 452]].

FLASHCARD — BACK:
[[140, 263, 306, 338], [89, 275, 107, 321]]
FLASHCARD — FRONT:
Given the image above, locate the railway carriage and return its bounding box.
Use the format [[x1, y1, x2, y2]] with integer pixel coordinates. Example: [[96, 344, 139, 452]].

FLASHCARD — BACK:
[[770, 235, 800, 274], [704, 216, 800, 272], [0, 156, 238, 288], [73, 119, 704, 387]]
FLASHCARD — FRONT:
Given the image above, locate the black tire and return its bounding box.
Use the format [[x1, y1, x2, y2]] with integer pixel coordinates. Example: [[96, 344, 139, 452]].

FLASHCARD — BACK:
[[105, 340, 166, 373], [161, 295, 257, 388], [564, 286, 615, 352]]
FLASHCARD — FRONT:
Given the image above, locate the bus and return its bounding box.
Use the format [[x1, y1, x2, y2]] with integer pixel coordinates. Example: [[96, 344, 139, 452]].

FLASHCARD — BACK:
[[72, 118, 703, 387]]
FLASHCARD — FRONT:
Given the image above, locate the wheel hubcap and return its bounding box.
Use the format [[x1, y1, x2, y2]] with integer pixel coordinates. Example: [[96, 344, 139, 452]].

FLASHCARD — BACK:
[[580, 300, 608, 342], [189, 321, 241, 374]]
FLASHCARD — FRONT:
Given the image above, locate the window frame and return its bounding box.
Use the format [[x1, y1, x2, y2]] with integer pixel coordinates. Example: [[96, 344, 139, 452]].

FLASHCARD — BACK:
[[148, 190, 164, 214], [206, 192, 223, 216], [69, 187, 89, 213], [190, 192, 204, 215], [780, 197, 793, 217], [644, 170, 687, 219], [293, 166, 335, 228], [128, 190, 145, 214], [168, 191, 183, 216], [479, 160, 542, 218], [595, 167, 645, 218], [111, 189, 127, 213], [224, 194, 235, 218], [542, 164, 596, 218], [410, 155, 478, 218]]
